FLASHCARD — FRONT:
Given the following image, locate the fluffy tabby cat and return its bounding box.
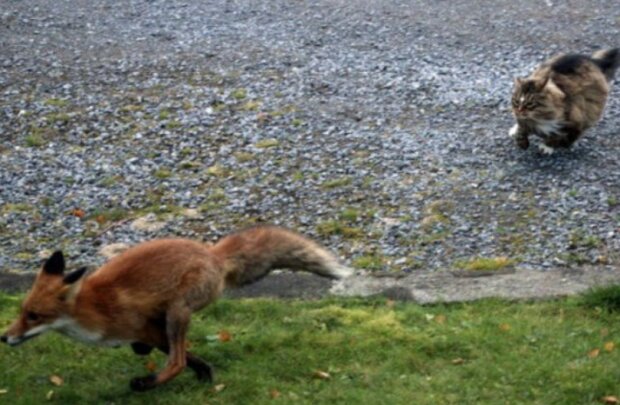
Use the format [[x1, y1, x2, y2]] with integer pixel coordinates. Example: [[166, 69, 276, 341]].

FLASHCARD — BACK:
[[510, 48, 620, 154]]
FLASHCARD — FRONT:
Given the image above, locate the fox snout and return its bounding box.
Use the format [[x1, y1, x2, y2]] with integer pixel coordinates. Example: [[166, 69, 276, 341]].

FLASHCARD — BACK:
[[1, 328, 44, 347]]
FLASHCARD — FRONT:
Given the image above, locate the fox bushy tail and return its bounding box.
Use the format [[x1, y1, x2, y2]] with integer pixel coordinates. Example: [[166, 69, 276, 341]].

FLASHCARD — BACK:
[[592, 48, 620, 81], [207, 226, 353, 286]]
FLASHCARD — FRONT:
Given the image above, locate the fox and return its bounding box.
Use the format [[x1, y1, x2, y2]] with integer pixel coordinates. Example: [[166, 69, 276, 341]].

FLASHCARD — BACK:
[[0, 225, 353, 391]]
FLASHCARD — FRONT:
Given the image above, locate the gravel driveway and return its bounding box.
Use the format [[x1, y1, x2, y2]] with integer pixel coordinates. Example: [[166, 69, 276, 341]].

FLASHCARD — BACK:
[[1, 0, 619, 300]]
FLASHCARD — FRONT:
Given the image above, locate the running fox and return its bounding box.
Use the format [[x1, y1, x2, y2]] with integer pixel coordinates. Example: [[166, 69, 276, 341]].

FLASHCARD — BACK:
[[0, 226, 353, 391]]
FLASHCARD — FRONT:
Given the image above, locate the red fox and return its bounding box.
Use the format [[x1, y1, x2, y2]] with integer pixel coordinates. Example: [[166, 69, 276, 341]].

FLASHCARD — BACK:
[[1, 225, 352, 391]]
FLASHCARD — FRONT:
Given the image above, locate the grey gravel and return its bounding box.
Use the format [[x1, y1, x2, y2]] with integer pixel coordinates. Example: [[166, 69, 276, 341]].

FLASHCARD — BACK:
[[1, 0, 619, 298]]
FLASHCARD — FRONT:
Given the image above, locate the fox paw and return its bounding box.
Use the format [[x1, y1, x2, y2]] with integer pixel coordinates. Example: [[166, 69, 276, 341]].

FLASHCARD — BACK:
[[194, 363, 213, 382], [130, 374, 157, 392]]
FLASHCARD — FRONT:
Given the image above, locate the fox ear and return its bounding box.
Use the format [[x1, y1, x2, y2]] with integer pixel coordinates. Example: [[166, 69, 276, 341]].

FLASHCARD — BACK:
[[63, 267, 87, 285], [43, 251, 65, 275]]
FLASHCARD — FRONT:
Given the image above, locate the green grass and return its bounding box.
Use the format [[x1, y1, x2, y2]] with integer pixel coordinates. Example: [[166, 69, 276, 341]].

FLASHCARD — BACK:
[[316, 220, 364, 239], [231, 88, 247, 100], [43, 98, 69, 107], [352, 253, 385, 270], [24, 134, 46, 148], [456, 256, 515, 272], [1, 294, 620, 404], [255, 139, 280, 149], [321, 177, 352, 189]]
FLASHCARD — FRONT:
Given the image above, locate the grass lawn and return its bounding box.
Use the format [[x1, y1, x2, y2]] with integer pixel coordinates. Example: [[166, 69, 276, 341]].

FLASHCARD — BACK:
[[1, 291, 620, 404]]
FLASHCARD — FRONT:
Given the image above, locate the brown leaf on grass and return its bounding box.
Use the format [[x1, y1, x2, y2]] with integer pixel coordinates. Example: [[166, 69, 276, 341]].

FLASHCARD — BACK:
[[588, 348, 600, 358], [312, 370, 331, 380], [95, 215, 106, 225], [605, 342, 615, 352], [213, 384, 226, 393], [499, 323, 511, 332], [270, 389, 281, 399], [146, 360, 157, 372], [602, 396, 620, 404], [218, 330, 232, 342], [49, 375, 63, 386], [451, 358, 465, 365], [71, 208, 85, 218], [435, 314, 446, 324]]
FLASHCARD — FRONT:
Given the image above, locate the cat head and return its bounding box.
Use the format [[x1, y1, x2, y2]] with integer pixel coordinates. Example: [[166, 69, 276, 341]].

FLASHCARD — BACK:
[[511, 77, 563, 121]]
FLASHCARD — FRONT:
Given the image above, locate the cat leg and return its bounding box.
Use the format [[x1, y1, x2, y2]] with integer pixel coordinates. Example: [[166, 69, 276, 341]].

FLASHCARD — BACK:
[[508, 124, 519, 138], [509, 124, 530, 149], [537, 143, 555, 155]]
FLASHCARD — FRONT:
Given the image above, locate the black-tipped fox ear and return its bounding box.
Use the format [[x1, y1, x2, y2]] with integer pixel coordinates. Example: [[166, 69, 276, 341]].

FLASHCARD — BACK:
[[43, 251, 65, 275], [63, 267, 87, 285]]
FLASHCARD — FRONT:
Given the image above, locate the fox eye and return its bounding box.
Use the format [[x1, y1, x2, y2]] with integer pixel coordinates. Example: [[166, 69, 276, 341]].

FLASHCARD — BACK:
[[26, 311, 40, 322]]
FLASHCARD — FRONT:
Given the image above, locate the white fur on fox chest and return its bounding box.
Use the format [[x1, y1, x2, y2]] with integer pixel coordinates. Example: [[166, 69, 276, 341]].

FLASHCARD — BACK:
[[52, 317, 129, 347]]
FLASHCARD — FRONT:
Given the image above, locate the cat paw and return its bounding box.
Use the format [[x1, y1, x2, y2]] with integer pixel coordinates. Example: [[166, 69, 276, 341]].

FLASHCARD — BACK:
[[538, 144, 555, 155], [508, 124, 519, 138]]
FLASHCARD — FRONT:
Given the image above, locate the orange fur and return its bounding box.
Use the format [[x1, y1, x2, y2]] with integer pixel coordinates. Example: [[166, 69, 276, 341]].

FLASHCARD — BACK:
[[1, 226, 352, 391]]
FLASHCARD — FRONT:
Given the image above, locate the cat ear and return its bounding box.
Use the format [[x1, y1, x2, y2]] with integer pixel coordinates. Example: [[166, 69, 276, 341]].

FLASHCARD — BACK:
[[535, 76, 549, 90]]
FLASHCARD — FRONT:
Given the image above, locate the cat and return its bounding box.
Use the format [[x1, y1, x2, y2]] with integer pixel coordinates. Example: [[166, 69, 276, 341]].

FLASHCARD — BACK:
[[509, 48, 619, 154]]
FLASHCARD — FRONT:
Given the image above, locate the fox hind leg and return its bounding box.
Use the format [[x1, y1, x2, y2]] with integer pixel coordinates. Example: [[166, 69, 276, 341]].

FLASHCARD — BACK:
[[130, 303, 192, 391]]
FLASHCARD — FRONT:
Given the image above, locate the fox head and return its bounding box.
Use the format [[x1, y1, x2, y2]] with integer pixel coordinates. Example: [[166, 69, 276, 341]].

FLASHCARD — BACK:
[[1, 251, 87, 347]]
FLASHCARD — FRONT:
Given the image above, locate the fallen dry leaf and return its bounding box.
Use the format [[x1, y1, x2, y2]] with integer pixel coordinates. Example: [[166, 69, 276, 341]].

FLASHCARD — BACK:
[[95, 215, 106, 225], [218, 330, 232, 342], [605, 342, 615, 352], [499, 323, 511, 332], [451, 358, 465, 365], [270, 389, 281, 399], [49, 375, 63, 386], [602, 396, 620, 404], [213, 384, 226, 393], [146, 360, 158, 372], [46, 390, 55, 401], [71, 208, 85, 218], [312, 370, 331, 380], [588, 348, 600, 358]]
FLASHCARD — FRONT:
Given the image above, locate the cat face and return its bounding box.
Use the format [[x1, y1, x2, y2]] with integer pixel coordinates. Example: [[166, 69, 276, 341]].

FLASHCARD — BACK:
[[511, 78, 553, 120]]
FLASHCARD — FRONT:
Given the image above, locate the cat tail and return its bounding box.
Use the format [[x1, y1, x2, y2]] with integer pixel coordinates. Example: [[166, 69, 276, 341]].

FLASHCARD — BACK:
[[591, 48, 620, 81]]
